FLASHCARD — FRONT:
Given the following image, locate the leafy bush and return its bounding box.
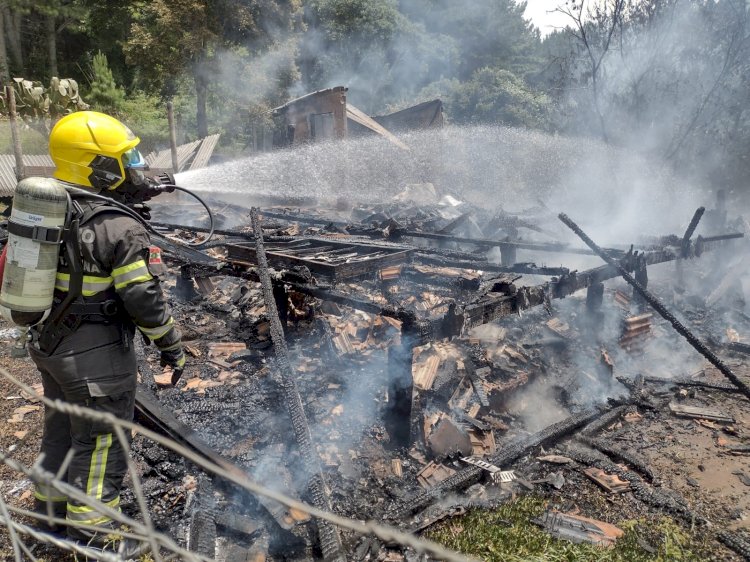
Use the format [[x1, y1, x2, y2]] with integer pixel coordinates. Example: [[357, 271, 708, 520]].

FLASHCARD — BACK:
[[448, 67, 552, 129], [0, 78, 88, 134]]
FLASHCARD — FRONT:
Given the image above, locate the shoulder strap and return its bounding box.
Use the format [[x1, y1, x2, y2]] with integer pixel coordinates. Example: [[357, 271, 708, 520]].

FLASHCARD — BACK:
[[78, 200, 131, 226], [36, 215, 84, 354]]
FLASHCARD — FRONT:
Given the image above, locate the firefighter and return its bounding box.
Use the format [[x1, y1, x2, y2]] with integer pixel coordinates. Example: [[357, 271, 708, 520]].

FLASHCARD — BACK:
[[28, 111, 185, 553]]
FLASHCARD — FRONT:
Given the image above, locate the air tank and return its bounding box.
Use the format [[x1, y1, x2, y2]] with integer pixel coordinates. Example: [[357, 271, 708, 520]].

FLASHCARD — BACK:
[[0, 177, 68, 327]]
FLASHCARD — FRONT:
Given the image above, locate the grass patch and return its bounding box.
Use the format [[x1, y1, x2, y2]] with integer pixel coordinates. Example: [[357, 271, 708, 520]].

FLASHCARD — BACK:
[[426, 496, 710, 561]]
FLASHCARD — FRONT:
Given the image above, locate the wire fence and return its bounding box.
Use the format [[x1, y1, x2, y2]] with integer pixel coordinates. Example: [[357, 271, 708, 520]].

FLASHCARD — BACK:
[[0, 367, 477, 562]]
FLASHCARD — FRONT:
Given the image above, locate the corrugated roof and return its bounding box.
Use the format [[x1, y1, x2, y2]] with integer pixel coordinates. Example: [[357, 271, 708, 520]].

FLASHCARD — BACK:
[[190, 134, 220, 169], [0, 154, 55, 197], [346, 105, 410, 151], [373, 99, 444, 131], [145, 139, 202, 171], [145, 134, 220, 172], [271, 86, 348, 115]]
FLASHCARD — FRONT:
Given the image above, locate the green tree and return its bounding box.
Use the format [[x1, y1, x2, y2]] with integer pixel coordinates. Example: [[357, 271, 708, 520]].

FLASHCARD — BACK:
[[544, 0, 750, 186], [402, 0, 542, 81], [31, 0, 88, 79], [2, 1, 26, 75], [124, 0, 303, 138], [87, 51, 125, 113], [424, 67, 551, 128], [301, 0, 458, 113]]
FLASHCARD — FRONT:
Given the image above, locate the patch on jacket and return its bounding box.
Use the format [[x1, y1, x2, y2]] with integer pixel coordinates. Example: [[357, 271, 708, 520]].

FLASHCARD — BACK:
[[80, 229, 96, 244], [149, 246, 163, 265]]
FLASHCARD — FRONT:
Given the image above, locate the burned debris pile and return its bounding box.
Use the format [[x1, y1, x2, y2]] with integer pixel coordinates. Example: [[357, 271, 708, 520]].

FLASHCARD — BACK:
[[124, 189, 750, 560]]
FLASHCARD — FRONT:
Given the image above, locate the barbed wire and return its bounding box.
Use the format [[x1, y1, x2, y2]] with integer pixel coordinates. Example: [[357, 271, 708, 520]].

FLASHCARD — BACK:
[[0, 444, 209, 562], [0, 367, 479, 562]]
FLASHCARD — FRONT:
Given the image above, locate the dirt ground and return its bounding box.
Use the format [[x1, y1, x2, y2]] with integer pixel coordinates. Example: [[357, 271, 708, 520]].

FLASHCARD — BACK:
[[0, 326, 49, 559], [642, 372, 750, 532]]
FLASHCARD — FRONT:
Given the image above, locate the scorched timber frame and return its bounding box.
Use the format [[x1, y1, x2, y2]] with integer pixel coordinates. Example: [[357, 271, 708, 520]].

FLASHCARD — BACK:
[[159, 207, 744, 449], [225, 237, 413, 282]]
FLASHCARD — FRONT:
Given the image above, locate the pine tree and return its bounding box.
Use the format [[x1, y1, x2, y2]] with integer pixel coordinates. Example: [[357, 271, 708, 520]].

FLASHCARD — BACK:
[[88, 51, 125, 113]]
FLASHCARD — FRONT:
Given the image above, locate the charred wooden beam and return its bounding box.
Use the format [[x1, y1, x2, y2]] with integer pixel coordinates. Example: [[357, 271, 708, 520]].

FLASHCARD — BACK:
[[153, 234, 222, 267], [135, 388, 228, 464], [391, 229, 610, 257], [250, 208, 345, 561], [388, 406, 604, 519], [384, 322, 419, 448], [681, 207, 705, 257], [579, 405, 630, 436], [727, 341, 750, 356], [414, 253, 569, 276], [456, 236, 741, 333], [642, 232, 744, 254], [153, 222, 254, 239], [559, 212, 750, 401], [260, 209, 348, 227], [487, 212, 548, 235], [577, 407, 658, 483], [636, 375, 741, 394], [565, 447, 708, 526], [258, 208, 611, 258], [701, 232, 745, 243], [718, 531, 750, 560]]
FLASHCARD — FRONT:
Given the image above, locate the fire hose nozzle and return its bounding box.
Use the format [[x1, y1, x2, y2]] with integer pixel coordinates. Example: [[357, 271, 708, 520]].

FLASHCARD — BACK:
[[152, 172, 176, 187], [144, 172, 177, 194]]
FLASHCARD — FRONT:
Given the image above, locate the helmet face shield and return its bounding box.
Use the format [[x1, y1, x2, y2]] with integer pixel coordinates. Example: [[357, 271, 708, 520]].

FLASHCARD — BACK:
[[122, 148, 146, 170], [122, 148, 148, 186]]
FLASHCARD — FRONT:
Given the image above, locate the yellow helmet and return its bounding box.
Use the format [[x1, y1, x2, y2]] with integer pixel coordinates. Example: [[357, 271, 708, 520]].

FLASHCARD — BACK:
[[49, 111, 143, 191]]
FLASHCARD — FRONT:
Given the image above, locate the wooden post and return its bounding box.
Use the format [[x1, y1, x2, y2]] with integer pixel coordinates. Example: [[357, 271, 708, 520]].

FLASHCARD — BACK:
[[6, 85, 24, 180], [167, 101, 179, 174], [500, 243, 517, 266]]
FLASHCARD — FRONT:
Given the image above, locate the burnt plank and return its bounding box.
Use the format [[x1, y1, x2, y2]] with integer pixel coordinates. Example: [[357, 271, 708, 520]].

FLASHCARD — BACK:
[[225, 238, 412, 281], [134, 388, 222, 462]]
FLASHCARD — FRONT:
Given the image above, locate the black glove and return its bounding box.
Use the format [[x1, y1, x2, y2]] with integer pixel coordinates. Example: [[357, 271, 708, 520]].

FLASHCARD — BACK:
[[160, 346, 186, 385]]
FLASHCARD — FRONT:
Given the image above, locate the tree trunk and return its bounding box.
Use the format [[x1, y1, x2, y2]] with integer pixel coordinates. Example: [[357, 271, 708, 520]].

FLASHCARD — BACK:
[[0, 10, 10, 84], [46, 15, 58, 78], [3, 6, 23, 73], [194, 64, 208, 138]]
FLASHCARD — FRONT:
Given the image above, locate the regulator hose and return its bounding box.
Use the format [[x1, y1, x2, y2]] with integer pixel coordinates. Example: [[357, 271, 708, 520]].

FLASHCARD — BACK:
[[62, 184, 216, 248], [63, 185, 156, 233]]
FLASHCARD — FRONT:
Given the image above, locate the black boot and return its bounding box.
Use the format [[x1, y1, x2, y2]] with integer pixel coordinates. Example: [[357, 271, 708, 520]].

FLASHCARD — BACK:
[[32, 499, 66, 535]]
